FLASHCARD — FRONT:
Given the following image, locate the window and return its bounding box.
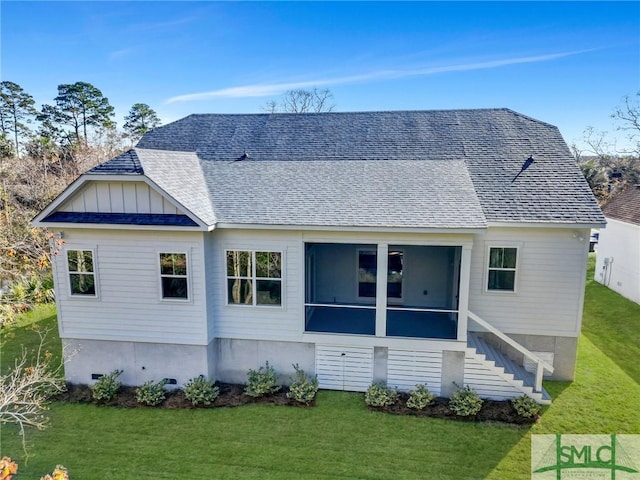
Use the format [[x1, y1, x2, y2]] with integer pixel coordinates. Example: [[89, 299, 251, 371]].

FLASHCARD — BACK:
[[67, 249, 96, 296], [358, 249, 403, 299], [159, 253, 188, 300], [487, 247, 518, 292], [226, 250, 282, 306]]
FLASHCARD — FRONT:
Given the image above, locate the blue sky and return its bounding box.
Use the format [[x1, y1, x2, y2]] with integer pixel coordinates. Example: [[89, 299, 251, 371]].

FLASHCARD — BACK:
[[2, 1, 639, 152]]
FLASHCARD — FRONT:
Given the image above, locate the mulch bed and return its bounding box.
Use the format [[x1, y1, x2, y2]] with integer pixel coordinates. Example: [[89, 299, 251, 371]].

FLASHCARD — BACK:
[[56, 382, 308, 409], [56, 383, 538, 424], [368, 392, 538, 425]]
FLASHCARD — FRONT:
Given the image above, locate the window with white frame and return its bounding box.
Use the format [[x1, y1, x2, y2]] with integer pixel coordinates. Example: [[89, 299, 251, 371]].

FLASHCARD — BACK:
[[226, 250, 282, 306], [487, 247, 518, 292], [67, 249, 96, 296], [159, 253, 189, 300], [357, 249, 403, 299]]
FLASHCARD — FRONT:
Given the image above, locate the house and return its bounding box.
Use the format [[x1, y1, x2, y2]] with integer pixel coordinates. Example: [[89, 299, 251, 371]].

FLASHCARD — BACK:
[[34, 109, 605, 404], [594, 185, 640, 304]]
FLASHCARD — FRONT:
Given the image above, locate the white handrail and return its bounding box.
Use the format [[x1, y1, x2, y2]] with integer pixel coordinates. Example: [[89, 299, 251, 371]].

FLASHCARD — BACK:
[[468, 311, 554, 392]]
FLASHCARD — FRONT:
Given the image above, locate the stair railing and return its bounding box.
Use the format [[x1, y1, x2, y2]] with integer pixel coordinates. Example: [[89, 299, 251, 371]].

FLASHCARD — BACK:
[[468, 311, 554, 392]]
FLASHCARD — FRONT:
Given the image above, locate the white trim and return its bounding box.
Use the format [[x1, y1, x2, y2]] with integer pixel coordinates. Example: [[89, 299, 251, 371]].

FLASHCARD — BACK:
[[302, 332, 467, 351], [483, 243, 522, 294], [224, 249, 284, 308], [65, 246, 99, 299], [157, 251, 192, 303], [216, 222, 486, 234]]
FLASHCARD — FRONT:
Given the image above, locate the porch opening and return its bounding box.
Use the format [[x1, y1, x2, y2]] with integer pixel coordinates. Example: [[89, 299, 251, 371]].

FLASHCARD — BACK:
[[304, 243, 461, 339]]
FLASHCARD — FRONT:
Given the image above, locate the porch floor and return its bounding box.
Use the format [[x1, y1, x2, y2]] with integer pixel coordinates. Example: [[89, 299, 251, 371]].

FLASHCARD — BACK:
[[305, 306, 457, 339]]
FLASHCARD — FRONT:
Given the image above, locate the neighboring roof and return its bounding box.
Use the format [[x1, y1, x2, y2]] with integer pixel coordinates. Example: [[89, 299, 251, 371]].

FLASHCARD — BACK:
[[602, 185, 640, 226], [51, 109, 606, 229], [42, 212, 198, 227]]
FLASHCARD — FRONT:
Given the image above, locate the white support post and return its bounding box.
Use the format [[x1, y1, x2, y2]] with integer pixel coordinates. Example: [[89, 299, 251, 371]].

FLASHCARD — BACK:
[[375, 243, 388, 337], [535, 360, 544, 392], [456, 244, 472, 342]]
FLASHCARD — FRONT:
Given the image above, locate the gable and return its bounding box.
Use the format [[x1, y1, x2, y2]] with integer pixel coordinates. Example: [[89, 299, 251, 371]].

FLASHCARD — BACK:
[[59, 180, 183, 216], [34, 177, 202, 229]]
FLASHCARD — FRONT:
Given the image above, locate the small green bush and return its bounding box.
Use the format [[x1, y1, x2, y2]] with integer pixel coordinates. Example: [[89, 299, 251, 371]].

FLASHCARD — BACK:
[[449, 385, 483, 416], [135, 379, 168, 406], [245, 361, 281, 398], [364, 382, 398, 407], [286, 364, 319, 405], [90, 369, 123, 402], [406, 384, 435, 410], [511, 395, 541, 418], [183, 375, 220, 406]]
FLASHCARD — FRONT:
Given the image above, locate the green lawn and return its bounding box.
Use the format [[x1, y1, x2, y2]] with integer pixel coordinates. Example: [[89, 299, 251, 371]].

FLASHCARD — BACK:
[[1, 256, 639, 479]]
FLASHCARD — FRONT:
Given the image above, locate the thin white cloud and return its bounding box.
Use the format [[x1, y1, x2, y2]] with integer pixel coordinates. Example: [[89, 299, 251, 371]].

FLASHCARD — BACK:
[[166, 49, 592, 104], [109, 48, 135, 61]]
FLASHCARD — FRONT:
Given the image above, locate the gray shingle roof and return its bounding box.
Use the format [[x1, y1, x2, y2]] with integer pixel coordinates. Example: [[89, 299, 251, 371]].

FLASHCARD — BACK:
[[602, 185, 640, 225], [90, 109, 604, 228], [42, 212, 198, 227], [89, 149, 143, 174]]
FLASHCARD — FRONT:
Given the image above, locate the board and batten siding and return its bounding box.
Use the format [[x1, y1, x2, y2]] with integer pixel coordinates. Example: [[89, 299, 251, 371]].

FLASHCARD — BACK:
[[206, 229, 303, 343], [59, 181, 183, 215], [468, 227, 590, 337], [54, 229, 207, 344]]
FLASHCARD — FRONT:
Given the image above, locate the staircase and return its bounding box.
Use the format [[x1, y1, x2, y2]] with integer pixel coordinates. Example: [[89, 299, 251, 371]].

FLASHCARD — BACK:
[[466, 332, 551, 404]]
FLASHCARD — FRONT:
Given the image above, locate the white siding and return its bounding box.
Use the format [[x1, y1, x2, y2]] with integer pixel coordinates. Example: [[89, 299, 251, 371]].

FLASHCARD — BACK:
[[315, 345, 374, 391], [54, 229, 207, 344], [58, 181, 185, 215], [208, 229, 474, 344], [468, 227, 589, 337], [387, 349, 442, 395], [207, 229, 303, 342], [595, 219, 640, 304]]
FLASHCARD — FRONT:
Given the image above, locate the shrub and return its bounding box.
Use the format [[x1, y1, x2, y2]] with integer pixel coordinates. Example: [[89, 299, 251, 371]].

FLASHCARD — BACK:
[[406, 384, 435, 410], [511, 395, 541, 418], [449, 385, 483, 416], [245, 361, 281, 398], [364, 382, 398, 407], [183, 375, 219, 406], [135, 379, 168, 406], [90, 369, 123, 402], [286, 364, 319, 405]]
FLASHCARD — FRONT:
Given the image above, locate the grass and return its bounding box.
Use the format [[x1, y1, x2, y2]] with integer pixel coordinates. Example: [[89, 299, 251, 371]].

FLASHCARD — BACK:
[[1, 259, 639, 479]]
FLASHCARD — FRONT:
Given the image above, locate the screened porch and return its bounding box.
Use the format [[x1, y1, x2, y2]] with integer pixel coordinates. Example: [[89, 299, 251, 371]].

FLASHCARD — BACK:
[[304, 243, 461, 339]]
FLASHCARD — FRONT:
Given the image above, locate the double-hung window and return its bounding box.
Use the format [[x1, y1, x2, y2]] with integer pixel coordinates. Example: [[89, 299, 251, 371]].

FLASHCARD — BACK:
[[159, 253, 189, 300], [67, 249, 96, 296], [226, 250, 282, 306], [487, 247, 518, 292]]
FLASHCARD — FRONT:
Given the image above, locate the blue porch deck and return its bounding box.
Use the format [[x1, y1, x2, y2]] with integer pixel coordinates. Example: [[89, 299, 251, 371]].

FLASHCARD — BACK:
[[305, 306, 458, 339]]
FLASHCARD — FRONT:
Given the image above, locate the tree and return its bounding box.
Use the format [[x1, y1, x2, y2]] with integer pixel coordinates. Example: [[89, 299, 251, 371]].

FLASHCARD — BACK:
[[612, 91, 640, 156], [575, 92, 640, 204], [0, 326, 66, 454], [263, 88, 335, 113], [38, 82, 115, 145], [0, 81, 37, 158], [123, 103, 161, 141]]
